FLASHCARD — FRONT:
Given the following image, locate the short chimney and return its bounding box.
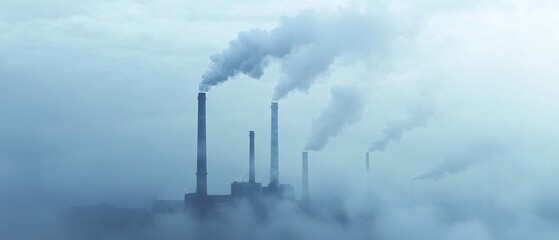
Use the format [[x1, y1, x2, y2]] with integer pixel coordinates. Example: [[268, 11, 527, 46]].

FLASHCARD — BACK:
[[249, 131, 255, 183], [366, 152, 370, 173], [302, 151, 309, 201]]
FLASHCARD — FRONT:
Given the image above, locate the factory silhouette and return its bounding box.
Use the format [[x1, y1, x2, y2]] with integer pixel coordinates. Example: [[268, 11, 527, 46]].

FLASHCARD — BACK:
[[67, 92, 372, 238], [152, 92, 321, 215]]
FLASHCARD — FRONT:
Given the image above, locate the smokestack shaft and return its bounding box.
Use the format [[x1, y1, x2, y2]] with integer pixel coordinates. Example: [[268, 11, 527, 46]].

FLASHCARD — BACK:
[[270, 102, 279, 187], [249, 131, 255, 183], [366, 152, 370, 173], [196, 93, 207, 195], [302, 152, 309, 201]]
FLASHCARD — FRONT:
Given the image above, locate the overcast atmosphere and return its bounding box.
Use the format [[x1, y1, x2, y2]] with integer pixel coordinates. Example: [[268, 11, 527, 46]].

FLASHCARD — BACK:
[[2, 0, 559, 239]]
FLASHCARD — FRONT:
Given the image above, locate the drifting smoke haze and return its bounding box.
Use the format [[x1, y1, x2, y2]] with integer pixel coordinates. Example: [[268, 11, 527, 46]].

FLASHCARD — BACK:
[[414, 143, 498, 181], [305, 86, 365, 151], [199, 9, 390, 100], [414, 157, 474, 181], [368, 101, 433, 152]]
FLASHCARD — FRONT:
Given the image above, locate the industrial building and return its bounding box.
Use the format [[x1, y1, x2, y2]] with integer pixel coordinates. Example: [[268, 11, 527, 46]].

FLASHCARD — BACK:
[[154, 92, 296, 214]]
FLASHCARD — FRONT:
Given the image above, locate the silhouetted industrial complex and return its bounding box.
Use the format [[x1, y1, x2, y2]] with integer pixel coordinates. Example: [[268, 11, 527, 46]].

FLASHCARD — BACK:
[[149, 92, 380, 216], [154, 93, 297, 214], [67, 92, 372, 238]]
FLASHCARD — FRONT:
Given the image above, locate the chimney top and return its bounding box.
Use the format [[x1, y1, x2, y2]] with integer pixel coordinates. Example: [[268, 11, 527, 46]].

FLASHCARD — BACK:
[[198, 92, 206, 99]]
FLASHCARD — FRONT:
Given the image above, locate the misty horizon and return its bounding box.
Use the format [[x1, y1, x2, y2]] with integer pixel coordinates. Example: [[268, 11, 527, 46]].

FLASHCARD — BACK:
[[2, 0, 559, 239]]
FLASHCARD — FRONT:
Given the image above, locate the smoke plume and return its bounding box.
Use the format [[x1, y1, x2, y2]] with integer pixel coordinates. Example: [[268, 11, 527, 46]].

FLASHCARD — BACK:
[[305, 86, 365, 151], [415, 144, 498, 181], [368, 102, 433, 152], [199, 10, 389, 100], [414, 158, 474, 181]]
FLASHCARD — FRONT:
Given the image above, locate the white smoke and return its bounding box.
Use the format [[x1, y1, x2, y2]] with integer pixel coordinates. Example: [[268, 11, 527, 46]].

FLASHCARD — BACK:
[[199, 11, 316, 93], [414, 143, 498, 181], [414, 158, 474, 181], [305, 86, 365, 151], [199, 9, 393, 100], [368, 101, 433, 152]]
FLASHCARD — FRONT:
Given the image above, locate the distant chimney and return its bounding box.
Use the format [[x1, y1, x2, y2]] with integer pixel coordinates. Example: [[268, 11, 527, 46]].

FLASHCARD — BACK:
[[249, 131, 255, 183], [302, 151, 309, 201], [270, 102, 279, 188], [196, 93, 207, 196], [366, 152, 370, 173]]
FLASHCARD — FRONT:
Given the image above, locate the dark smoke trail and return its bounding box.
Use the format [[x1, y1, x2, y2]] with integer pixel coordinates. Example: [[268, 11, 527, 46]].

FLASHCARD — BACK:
[[368, 102, 433, 152], [199, 10, 389, 100], [305, 86, 365, 151]]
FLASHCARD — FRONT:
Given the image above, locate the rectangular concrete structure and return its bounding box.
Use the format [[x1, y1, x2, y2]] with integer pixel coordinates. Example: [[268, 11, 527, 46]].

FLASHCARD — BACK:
[[366, 152, 370, 173], [249, 131, 255, 183], [196, 92, 207, 195], [270, 102, 279, 188], [302, 152, 309, 201]]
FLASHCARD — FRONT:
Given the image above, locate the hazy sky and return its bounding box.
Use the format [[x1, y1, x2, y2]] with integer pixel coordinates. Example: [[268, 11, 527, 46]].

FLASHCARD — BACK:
[[1, 0, 559, 239]]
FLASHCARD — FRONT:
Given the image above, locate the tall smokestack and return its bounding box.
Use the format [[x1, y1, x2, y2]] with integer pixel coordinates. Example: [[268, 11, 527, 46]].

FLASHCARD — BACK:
[[366, 152, 370, 173], [196, 93, 207, 196], [270, 102, 279, 188], [302, 151, 309, 201], [249, 131, 255, 183]]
